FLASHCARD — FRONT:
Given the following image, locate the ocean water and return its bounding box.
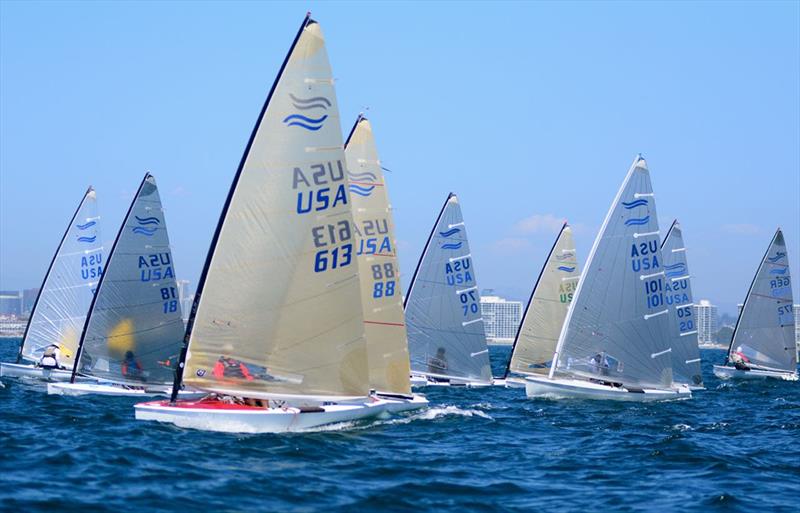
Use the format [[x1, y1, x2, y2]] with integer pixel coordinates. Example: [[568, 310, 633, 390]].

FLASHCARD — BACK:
[[1, 340, 798, 513]]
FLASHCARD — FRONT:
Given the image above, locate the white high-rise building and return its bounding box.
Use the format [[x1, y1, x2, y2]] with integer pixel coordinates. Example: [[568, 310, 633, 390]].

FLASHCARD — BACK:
[[480, 294, 523, 345], [694, 299, 718, 346], [176, 280, 193, 322]]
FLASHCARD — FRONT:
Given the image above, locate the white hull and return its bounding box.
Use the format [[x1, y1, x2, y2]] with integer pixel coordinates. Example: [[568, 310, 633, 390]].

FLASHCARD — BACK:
[[493, 375, 535, 388], [525, 375, 691, 402], [410, 373, 493, 388], [47, 381, 205, 398], [713, 365, 798, 381], [0, 362, 92, 383], [378, 393, 429, 414], [134, 397, 391, 433]]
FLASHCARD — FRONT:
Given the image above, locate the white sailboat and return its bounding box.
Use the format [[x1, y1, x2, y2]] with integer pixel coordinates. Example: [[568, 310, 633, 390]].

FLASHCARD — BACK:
[[404, 193, 493, 387], [661, 220, 704, 389], [525, 156, 691, 401], [1, 187, 103, 382], [495, 222, 579, 389], [48, 174, 192, 397], [713, 228, 798, 381], [135, 15, 392, 433], [343, 115, 428, 412]]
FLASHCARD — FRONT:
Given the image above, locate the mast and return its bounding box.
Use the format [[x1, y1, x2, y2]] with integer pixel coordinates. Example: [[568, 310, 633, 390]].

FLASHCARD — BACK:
[[70, 174, 150, 383], [17, 186, 95, 363], [170, 15, 312, 402], [503, 222, 567, 379]]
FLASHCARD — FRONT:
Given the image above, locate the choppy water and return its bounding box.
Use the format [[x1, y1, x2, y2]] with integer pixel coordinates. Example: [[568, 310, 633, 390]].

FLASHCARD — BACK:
[[1, 340, 799, 512]]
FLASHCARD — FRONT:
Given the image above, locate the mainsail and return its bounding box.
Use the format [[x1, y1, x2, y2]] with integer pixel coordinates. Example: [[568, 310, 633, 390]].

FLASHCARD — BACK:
[[175, 16, 370, 401], [72, 174, 184, 386], [344, 116, 411, 395], [550, 156, 674, 389], [505, 222, 579, 377], [727, 229, 796, 372], [18, 187, 103, 367], [404, 193, 492, 383], [661, 220, 703, 386]]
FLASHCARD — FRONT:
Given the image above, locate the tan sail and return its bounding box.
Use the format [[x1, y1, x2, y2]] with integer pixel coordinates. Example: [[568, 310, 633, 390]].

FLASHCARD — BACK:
[[344, 117, 411, 395], [508, 223, 579, 376], [182, 19, 369, 400]]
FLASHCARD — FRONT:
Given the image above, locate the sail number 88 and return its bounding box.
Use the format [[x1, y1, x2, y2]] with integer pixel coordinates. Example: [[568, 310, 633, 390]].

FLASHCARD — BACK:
[[372, 263, 396, 298]]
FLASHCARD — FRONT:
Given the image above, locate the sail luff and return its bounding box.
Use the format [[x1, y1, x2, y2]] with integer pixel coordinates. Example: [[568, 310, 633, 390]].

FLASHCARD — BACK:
[[18, 186, 97, 364], [70, 174, 151, 383], [170, 15, 312, 402]]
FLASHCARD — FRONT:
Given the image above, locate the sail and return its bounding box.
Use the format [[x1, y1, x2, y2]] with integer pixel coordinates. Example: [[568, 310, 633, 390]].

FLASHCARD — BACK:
[[727, 229, 796, 372], [404, 193, 492, 383], [551, 156, 674, 389], [73, 174, 184, 385], [661, 220, 703, 386], [19, 187, 103, 367], [178, 17, 370, 400], [506, 223, 579, 377], [344, 116, 411, 395]]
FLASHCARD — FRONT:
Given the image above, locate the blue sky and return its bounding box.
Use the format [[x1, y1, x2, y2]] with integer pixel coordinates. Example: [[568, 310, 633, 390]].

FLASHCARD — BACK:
[[1, 1, 798, 315]]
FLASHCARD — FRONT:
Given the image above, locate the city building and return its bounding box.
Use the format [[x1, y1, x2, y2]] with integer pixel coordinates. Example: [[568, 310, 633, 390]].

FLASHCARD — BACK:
[[694, 299, 718, 346], [22, 288, 40, 315], [0, 290, 23, 317], [480, 293, 523, 345], [177, 280, 193, 322]]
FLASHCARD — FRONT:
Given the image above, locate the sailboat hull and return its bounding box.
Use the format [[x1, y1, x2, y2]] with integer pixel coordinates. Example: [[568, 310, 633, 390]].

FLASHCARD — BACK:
[[712, 365, 798, 381], [46, 382, 205, 398], [524, 375, 691, 402], [378, 393, 429, 413], [1, 362, 88, 382], [134, 397, 391, 433], [410, 373, 493, 388]]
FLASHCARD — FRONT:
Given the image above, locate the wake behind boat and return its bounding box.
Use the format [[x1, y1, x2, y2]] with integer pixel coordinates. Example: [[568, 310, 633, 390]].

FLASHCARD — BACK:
[[525, 156, 691, 402], [136, 15, 393, 433], [713, 228, 798, 381], [48, 173, 188, 398], [343, 115, 427, 413], [404, 193, 493, 387], [1, 187, 103, 382]]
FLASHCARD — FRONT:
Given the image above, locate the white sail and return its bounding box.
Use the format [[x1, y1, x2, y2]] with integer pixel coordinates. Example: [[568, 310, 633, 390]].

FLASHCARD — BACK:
[[661, 220, 703, 387], [178, 17, 370, 401], [550, 156, 674, 389], [727, 229, 796, 372], [19, 187, 103, 367], [404, 194, 492, 383], [506, 223, 579, 377], [73, 174, 184, 385], [344, 116, 411, 395]]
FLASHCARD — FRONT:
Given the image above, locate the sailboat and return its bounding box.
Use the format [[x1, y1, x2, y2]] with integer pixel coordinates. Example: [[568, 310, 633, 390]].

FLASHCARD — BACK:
[[495, 222, 579, 388], [525, 156, 691, 401], [135, 15, 391, 433], [661, 220, 704, 389], [48, 173, 190, 397], [404, 193, 493, 387], [343, 115, 427, 412], [713, 229, 798, 381], [1, 187, 103, 382]]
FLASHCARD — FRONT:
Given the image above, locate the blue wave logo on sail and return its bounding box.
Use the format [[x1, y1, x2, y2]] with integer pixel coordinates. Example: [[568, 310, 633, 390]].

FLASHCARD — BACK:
[[77, 235, 97, 243], [441, 242, 463, 250], [621, 199, 648, 209], [76, 220, 96, 230], [349, 184, 376, 197], [664, 262, 686, 277], [556, 252, 575, 261], [132, 215, 160, 236], [624, 215, 650, 226], [439, 228, 462, 238], [283, 94, 331, 131], [769, 268, 787, 275], [557, 265, 576, 272], [767, 252, 786, 263]]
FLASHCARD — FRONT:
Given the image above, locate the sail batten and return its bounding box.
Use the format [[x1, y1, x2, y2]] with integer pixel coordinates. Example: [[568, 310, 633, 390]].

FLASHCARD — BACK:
[[72, 174, 184, 386], [405, 194, 492, 383], [550, 157, 675, 389], [176, 17, 370, 400], [19, 187, 103, 368]]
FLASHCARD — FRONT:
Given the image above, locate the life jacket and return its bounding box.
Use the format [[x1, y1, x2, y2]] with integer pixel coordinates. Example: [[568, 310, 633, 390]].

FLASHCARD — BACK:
[[39, 346, 60, 369]]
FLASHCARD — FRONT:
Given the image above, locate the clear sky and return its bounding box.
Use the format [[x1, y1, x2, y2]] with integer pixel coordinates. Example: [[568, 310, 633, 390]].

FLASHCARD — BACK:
[[1, 1, 798, 315]]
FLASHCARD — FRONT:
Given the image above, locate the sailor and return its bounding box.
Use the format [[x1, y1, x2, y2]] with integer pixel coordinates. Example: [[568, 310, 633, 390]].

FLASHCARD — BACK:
[[213, 356, 254, 381], [428, 347, 448, 374], [121, 350, 144, 379], [730, 349, 750, 371], [39, 344, 63, 369]]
